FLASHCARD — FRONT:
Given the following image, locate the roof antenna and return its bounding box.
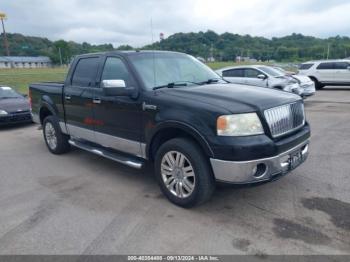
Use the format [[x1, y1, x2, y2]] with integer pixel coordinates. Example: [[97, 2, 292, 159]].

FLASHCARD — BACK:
[[151, 18, 157, 89]]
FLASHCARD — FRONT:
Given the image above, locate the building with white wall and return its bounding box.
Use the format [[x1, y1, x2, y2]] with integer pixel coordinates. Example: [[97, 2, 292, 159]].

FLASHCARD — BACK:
[[0, 56, 52, 69]]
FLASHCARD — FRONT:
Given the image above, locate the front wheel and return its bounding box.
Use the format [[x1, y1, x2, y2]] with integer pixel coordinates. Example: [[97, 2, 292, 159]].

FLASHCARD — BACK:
[[310, 77, 323, 90], [43, 116, 70, 154], [155, 138, 215, 208]]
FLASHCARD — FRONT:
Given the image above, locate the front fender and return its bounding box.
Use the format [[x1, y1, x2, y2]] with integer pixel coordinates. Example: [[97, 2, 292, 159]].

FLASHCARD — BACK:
[[146, 120, 214, 159]]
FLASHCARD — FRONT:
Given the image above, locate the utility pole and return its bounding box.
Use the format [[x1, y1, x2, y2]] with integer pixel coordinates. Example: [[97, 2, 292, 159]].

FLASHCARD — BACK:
[[326, 43, 330, 60], [0, 12, 10, 57], [58, 47, 63, 66]]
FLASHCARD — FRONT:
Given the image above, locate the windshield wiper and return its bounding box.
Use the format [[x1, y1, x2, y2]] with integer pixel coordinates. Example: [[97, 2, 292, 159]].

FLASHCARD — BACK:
[[152, 81, 200, 90], [198, 78, 222, 85]]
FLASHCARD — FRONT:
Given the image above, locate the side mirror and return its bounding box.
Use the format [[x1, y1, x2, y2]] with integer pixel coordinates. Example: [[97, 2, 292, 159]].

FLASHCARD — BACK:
[[257, 74, 267, 80], [101, 79, 136, 97]]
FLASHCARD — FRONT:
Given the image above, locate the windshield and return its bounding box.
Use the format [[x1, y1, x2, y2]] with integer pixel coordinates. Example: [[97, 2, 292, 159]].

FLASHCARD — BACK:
[[129, 52, 223, 90], [0, 87, 22, 99], [258, 66, 284, 77], [273, 67, 287, 75]]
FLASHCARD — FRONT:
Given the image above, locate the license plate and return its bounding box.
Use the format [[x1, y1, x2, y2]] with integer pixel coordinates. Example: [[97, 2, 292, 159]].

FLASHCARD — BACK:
[[289, 150, 303, 170]]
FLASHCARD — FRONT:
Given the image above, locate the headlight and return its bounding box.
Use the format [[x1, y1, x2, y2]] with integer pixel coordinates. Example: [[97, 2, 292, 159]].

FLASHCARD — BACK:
[[0, 110, 8, 116], [217, 113, 264, 136]]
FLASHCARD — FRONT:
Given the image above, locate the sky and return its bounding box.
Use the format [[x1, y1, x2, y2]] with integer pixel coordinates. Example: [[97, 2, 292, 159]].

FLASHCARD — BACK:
[[1, 0, 350, 47]]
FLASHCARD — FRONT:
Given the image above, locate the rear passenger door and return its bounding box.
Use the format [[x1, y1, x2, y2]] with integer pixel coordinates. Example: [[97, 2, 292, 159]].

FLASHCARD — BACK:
[[315, 62, 334, 82], [222, 69, 245, 84], [64, 56, 101, 142]]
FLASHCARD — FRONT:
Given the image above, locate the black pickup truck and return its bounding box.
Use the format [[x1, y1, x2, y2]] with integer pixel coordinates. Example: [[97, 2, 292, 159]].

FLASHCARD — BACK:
[[30, 51, 310, 207]]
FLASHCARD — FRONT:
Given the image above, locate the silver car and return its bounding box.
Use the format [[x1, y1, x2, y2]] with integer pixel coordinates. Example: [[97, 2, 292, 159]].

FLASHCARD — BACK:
[[216, 65, 303, 96], [273, 66, 315, 97]]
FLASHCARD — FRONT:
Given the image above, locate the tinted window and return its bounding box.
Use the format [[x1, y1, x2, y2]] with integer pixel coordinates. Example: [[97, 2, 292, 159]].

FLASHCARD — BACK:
[[317, 62, 334, 70], [71, 57, 99, 87], [299, 63, 314, 70], [334, 62, 349, 70], [257, 66, 283, 77], [244, 68, 261, 78], [101, 57, 130, 84], [222, 69, 244, 77]]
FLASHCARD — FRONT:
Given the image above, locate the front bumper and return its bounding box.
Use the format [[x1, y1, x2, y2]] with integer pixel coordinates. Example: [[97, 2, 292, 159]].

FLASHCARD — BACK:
[[300, 82, 316, 97], [210, 139, 309, 184], [0, 111, 32, 126]]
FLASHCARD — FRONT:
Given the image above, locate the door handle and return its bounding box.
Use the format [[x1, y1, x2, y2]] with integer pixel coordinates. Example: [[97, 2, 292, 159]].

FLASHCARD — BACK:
[[92, 98, 101, 104], [65, 95, 71, 101]]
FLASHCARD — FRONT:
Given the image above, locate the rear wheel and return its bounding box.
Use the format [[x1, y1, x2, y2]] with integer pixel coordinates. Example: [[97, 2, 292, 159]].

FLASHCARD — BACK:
[[155, 138, 215, 207], [43, 116, 70, 154]]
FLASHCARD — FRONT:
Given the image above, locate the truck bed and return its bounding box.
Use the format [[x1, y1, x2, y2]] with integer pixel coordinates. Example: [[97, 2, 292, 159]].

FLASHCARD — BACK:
[[29, 82, 65, 124]]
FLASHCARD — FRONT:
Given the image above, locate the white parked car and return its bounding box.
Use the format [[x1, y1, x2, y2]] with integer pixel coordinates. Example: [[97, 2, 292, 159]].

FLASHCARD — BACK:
[[216, 65, 303, 96], [273, 67, 315, 97], [298, 60, 350, 89]]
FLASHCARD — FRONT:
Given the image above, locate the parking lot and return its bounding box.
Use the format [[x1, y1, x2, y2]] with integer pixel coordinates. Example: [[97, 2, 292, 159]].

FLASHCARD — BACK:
[[0, 88, 349, 255]]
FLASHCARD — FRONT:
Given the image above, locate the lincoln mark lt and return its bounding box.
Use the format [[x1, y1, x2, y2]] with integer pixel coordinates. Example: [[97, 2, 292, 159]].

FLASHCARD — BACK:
[[30, 51, 310, 207]]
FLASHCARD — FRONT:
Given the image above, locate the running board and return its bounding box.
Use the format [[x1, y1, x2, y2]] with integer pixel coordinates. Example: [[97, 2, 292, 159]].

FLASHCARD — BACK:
[[68, 139, 144, 169]]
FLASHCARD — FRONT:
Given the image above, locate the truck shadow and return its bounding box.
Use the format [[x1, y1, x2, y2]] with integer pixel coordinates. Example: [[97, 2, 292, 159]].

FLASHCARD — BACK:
[[0, 122, 35, 131]]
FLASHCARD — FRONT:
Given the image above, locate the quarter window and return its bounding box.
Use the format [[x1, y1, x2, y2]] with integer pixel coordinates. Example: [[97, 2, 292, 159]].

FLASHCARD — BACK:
[[333, 62, 349, 70], [71, 57, 100, 87], [222, 69, 244, 77]]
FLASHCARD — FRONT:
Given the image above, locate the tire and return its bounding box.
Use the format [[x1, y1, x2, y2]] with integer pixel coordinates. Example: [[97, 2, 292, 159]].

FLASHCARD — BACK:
[[155, 138, 215, 208], [43, 116, 70, 154], [310, 77, 323, 90]]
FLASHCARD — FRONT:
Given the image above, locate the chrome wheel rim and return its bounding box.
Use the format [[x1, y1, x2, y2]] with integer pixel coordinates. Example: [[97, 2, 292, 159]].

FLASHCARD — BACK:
[[45, 122, 57, 150], [161, 151, 195, 198]]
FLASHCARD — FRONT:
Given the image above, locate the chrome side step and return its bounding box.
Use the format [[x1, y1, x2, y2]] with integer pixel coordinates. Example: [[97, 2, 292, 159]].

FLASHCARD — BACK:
[[68, 139, 144, 169]]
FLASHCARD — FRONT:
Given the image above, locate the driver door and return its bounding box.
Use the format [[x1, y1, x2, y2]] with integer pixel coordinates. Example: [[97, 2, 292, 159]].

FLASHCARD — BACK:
[[92, 56, 143, 157]]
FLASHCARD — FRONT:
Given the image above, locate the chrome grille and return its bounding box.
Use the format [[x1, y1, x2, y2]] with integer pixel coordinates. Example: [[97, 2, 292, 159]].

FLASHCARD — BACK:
[[264, 102, 305, 138]]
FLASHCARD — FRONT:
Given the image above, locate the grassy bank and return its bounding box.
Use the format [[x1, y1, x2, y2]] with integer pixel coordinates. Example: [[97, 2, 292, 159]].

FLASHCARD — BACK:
[[0, 68, 68, 94]]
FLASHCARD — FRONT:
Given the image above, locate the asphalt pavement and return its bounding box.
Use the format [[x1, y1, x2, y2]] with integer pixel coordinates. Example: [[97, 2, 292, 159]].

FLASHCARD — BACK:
[[0, 88, 349, 255]]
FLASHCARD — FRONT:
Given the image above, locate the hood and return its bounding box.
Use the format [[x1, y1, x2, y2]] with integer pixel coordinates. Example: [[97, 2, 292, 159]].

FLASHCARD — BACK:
[[0, 97, 30, 113], [292, 75, 312, 83], [162, 83, 301, 114]]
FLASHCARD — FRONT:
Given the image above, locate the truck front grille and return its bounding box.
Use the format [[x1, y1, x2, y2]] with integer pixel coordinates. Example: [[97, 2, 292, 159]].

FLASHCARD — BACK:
[[264, 102, 305, 138]]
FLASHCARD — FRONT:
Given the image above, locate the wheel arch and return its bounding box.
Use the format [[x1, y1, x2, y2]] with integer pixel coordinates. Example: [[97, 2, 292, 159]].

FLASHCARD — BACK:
[[147, 121, 214, 161], [39, 96, 59, 124]]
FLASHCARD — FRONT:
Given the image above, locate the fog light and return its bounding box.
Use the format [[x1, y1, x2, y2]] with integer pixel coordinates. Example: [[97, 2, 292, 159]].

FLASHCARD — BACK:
[[253, 163, 267, 178]]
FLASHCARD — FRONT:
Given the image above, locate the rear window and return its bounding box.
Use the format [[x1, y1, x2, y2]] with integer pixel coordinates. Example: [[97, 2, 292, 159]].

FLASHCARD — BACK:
[[299, 63, 314, 70], [316, 62, 334, 70], [71, 57, 100, 87], [222, 69, 244, 77]]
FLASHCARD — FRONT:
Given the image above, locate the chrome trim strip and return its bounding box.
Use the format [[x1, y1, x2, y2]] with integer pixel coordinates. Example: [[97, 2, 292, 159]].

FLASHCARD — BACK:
[[95, 131, 144, 158], [66, 123, 146, 159], [210, 139, 310, 183], [59, 121, 68, 134], [67, 124, 96, 143], [31, 113, 40, 124], [68, 140, 143, 169]]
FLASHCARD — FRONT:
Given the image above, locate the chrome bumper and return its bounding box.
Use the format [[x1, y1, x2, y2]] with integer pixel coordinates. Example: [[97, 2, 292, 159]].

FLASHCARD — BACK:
[[210, 140, 309, 184]]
